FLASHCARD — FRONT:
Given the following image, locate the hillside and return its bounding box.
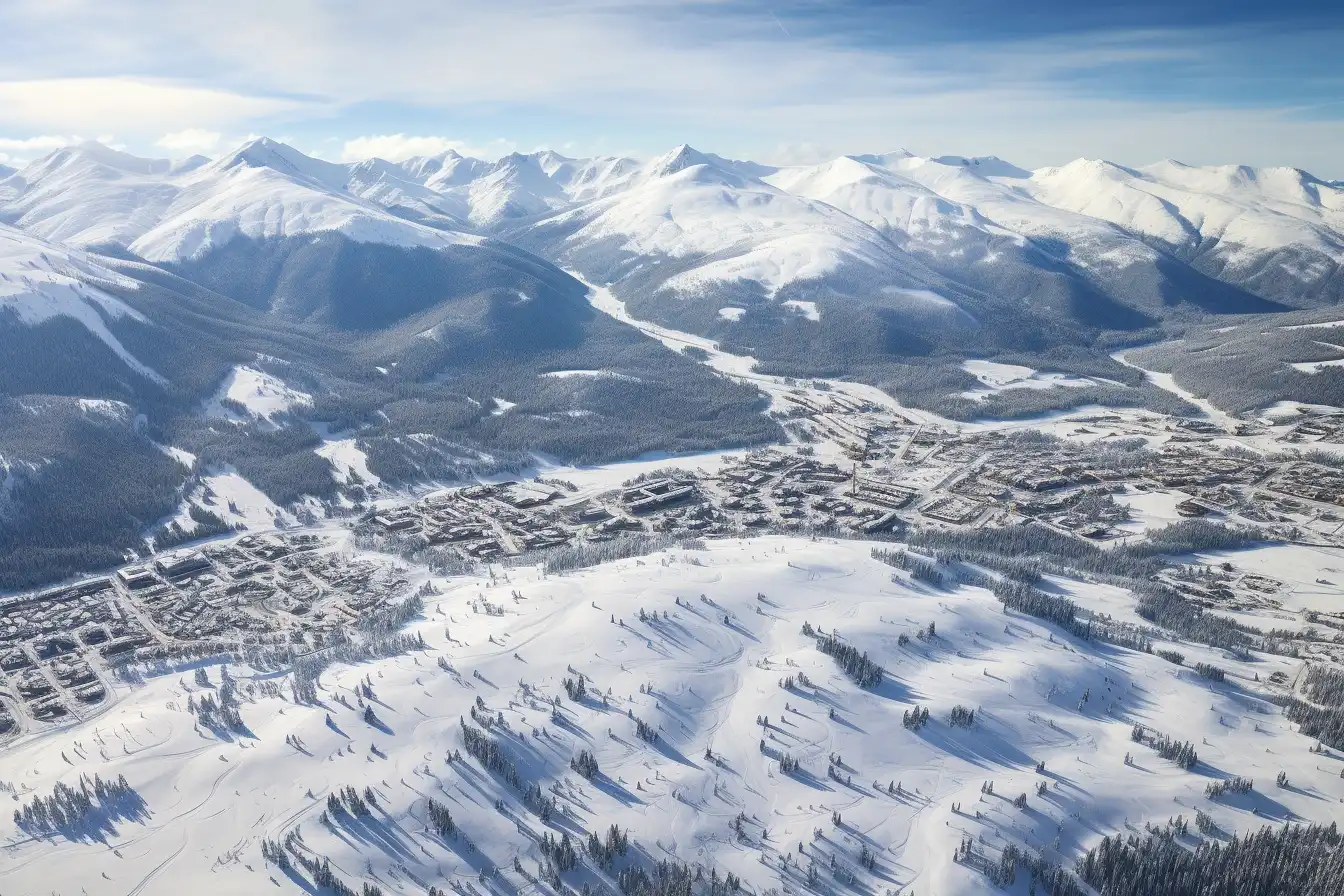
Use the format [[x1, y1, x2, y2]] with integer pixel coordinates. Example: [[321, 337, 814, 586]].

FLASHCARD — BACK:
[[0, 217, 779, 590], [2, 535, 1339, 895]]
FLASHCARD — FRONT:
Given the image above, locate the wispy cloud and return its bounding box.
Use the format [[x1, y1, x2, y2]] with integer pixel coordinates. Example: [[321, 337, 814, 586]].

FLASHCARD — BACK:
[[0, 134, 85, 153], [155, 128, 224, 155], [0, 78, 315, 136], [1, 1, 1340, 174]]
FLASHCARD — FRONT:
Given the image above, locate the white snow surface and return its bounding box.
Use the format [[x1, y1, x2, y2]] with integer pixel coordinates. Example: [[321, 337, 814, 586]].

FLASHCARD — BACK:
[[1024, 158, 1344, 264], [1, 139, 483, 263], [316, 436, 380, 486], [959, 359, 1099, 400], [130, 141, 482, 262], [202, 364, 313, 423], [565, 160, 933, 297], [0, 535, 1337, 896]]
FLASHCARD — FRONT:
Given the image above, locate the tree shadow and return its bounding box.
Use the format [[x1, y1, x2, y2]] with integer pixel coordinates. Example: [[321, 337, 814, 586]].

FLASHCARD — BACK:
[[915, 721, 1034, 771], [16, 784, 152, 845]]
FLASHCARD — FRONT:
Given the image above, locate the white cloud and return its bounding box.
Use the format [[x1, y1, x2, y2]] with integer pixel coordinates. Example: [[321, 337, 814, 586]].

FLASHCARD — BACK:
[[0, 133, 125, 166], [155, 128, 223, 155], [339, 134, 517, 162], [1, 3, 1340, 176], [0, 78, 312, 136], [0, 134, 82, 153]]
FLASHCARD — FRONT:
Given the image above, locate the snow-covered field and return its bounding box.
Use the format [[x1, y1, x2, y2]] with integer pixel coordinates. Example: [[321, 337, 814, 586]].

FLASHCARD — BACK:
[[202, 365, 313, 425], [959, 360, 1100, 401], [2, 536, 1338, 896], [1181, 542, 1344, 615]]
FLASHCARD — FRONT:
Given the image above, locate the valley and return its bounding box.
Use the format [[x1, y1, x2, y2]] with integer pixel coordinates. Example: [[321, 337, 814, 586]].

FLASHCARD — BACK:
[[4, 319, 1344, 894], [2, 134, 1344, 895]]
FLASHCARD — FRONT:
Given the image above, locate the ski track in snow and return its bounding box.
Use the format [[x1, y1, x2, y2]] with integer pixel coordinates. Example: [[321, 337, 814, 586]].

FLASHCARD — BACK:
[[2, 536, 1338, 896]]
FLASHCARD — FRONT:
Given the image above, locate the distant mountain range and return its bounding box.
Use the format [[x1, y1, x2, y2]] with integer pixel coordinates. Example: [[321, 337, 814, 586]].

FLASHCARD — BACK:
[[1, 136, 1341, 589]]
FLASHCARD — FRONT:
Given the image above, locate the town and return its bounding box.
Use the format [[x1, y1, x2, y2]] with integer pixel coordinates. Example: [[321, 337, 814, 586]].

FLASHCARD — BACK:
[[4, 384, 1344, 735]]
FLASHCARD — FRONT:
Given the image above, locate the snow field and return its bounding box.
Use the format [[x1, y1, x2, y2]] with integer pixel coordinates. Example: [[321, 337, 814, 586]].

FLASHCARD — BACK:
[[958, 360, 1100, 401], [2, 536, 1339, 896]]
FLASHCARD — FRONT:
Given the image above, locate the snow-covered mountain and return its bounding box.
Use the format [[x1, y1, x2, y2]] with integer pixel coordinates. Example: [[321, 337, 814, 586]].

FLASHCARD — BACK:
[[1021, 158, 1344, 305], [0, 141, 184, 249], [130, 138, 485, 263], [0, 221, 163, 382], [523, 146, 950, 299], [0, 139, 482, 261], [8, 137, 1337, 315]]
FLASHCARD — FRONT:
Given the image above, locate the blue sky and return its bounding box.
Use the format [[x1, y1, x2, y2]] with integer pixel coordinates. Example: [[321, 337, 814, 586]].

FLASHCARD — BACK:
[[2, 0, 1341, 176]]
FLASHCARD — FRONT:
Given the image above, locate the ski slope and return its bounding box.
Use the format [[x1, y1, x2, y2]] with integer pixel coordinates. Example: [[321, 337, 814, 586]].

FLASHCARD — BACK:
[[1, 536, 1337, 896]]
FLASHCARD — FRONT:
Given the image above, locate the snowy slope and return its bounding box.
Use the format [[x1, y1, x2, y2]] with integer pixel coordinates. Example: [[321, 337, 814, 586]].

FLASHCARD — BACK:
[[0, 141, 182, 249], [412, 150, 644, 227], [764, 155, 1002, 248], [0, 222, 164, 381], [343, 157, 471, 230], [201, 364, 314, 424], [0, 139, 486, 264], [874, 153, 1165, 271], [462, 152, 573, 227], [0, 535, 1336, 896]]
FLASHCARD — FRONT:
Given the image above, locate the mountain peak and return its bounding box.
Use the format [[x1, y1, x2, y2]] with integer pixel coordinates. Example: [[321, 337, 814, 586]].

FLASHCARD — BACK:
[[1040, 157, 1141, 182], [217, 136, 301, 170], [647, 144, 714, 178], [212, 137, 349, 191], [851, 150, 917, 169]]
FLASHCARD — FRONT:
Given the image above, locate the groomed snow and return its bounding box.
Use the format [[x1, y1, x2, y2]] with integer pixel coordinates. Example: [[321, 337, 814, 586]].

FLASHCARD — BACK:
[[200, 466, 290, 531], [315, 433, 380, 486]]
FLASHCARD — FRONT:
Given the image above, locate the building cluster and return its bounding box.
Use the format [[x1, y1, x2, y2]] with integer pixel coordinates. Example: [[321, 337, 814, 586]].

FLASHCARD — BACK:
[[0, 532, 414, 734], [7, 387, 1344, 735], [0, 577, 146, 727]]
